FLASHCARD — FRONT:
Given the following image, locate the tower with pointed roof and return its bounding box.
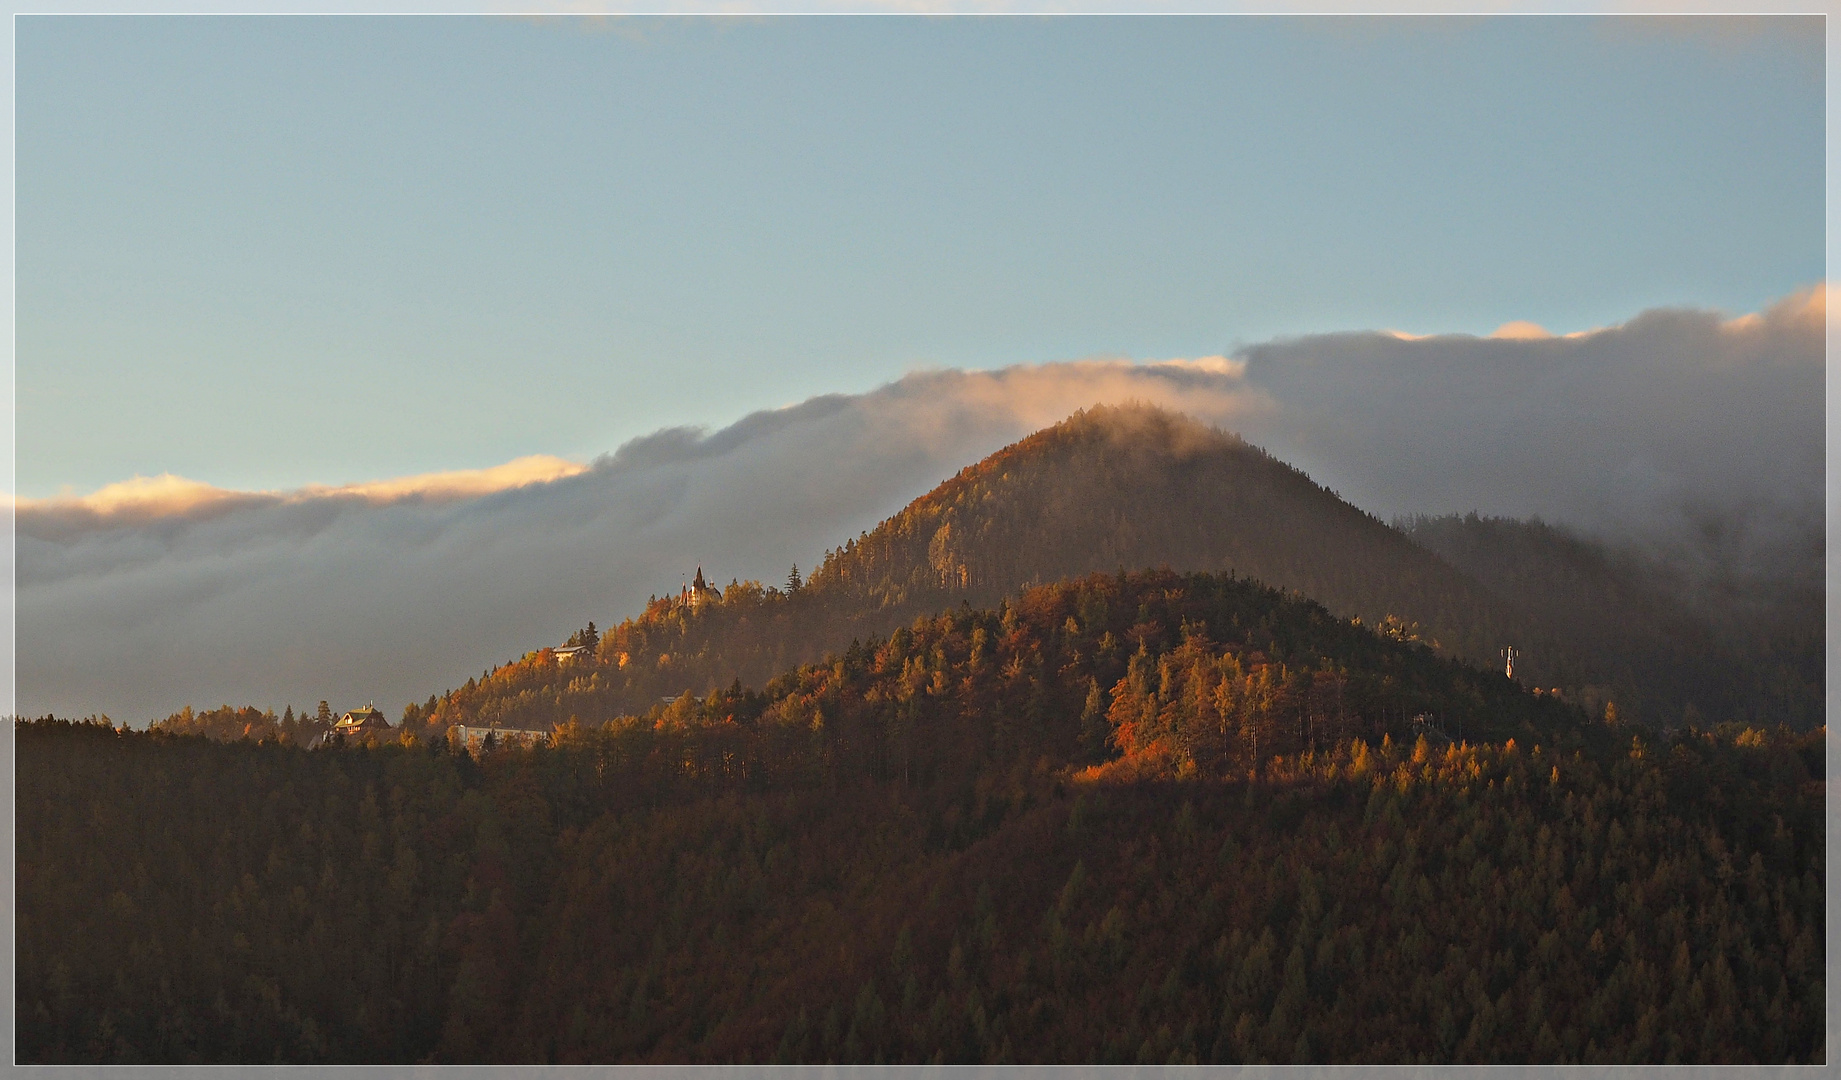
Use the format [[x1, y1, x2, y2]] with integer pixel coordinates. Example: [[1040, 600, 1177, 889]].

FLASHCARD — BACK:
[[682, 566, 720, 611]]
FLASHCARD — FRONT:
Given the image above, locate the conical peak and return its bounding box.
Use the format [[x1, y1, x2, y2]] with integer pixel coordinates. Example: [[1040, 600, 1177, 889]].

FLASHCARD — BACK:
[[1053, 403, 1249, 453]]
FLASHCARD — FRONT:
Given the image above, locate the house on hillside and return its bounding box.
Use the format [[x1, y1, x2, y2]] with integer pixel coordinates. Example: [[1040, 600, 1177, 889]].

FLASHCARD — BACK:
[[554, 645, 593, 665], [327, 704, 390, 744]]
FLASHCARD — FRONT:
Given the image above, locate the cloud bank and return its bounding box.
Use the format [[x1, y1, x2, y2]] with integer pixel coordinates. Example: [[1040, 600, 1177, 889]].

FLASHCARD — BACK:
[[16, 455, 588, 539], [16, 287, 1820, 722], [16, 363, 1269, 722], [1231, 284, 1824, 579]]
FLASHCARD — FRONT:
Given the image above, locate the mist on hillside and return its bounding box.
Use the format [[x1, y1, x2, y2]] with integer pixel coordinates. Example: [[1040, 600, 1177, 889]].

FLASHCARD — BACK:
[[1231, 286, 1825, 592], [14, 288, 1821, 722]]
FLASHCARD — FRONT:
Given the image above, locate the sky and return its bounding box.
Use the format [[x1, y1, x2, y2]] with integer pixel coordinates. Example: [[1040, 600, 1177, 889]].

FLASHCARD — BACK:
[[8, 13, 1828, 721], [14, 13, 1825, 498]]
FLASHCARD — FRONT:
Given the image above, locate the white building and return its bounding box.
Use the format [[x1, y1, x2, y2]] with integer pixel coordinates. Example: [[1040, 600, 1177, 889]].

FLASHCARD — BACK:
[[450, 724, 552, 754]]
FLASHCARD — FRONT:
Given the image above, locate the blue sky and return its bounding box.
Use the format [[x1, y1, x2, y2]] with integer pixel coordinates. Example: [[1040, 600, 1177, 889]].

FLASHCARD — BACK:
[[15, 13, 1824, 498]]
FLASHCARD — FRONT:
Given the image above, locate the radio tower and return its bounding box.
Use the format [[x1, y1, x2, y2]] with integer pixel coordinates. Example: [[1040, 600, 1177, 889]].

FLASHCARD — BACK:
[[1502, 646, 1518, 680]]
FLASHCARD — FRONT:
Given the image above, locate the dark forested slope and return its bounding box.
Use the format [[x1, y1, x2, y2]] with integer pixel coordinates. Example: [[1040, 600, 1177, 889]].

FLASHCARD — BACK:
[[18, 571, 1824, 1064], [1401, 514, 1824, 729]]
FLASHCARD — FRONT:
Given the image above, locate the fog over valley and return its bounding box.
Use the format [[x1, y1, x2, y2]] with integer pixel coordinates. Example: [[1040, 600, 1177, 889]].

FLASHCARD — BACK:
[[16, 286, 1822, 722]]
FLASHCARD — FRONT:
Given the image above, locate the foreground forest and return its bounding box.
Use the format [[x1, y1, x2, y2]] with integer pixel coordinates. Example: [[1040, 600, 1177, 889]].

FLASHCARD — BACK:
[[18, 572, 1825, 1063]]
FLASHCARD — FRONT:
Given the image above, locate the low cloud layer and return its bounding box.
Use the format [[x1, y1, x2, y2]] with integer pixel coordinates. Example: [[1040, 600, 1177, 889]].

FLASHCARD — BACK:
[[16, 363, 1269, 721], [17, 455, 588, 540], [16, 287, 1820, 721], [1232, 285, 1824, 578]]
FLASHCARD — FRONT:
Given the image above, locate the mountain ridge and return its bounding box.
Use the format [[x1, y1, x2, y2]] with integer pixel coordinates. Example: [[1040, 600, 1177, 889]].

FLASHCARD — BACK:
[[410, 404, 1565, 737]]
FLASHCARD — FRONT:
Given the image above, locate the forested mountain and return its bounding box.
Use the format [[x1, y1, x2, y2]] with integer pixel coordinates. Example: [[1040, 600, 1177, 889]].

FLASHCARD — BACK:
[[18, 572, 1824, 1064], [1401, 514, 1823, 730], [414, 403, 1807, 739], [414, 405, 1592, 737]]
